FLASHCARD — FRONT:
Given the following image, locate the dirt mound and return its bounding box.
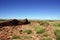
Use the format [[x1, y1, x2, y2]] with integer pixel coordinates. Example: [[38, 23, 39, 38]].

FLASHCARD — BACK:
[[0, 19, 29, 28]]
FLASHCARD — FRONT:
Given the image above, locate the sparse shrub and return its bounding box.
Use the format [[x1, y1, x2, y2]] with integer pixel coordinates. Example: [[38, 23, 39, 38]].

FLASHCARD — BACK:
[[12, 35, 21, 39], [54, 28, 60, 40], [24, 35, 32, 40], [42, 37, 52, 40], [53, 23, 60, 27], [54, 23, 60, 40], [35, 26, 46, 34], [23, 29, 32, 34], [42, 32, 48, 37], [39, 21, 49, 26]]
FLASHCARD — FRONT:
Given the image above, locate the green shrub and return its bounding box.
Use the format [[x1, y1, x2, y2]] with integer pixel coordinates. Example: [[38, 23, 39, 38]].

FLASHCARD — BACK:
[[54, 28, 60, 40], [23, 29, 32, 34], [35, 26, 46, 34], [12, 35, 21, 39], [42, 32, 48, 37], [42, 37, 52, 40], [53, 23, 60, 27], [39, 21, 49, 26]]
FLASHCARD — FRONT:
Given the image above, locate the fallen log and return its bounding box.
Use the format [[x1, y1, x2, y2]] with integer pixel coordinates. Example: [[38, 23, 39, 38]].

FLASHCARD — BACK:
[[0, 19, 30, 28], [19, 18, 29, 25]]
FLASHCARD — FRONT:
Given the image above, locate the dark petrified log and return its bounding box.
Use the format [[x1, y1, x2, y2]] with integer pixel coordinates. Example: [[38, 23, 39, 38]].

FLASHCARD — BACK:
[[19, 18, 29, 25], [0, 19, 19, 27], [0, 19, 29, 28]]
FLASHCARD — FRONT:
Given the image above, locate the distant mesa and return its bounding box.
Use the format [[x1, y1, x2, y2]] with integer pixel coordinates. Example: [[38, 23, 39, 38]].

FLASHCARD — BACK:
[[0, 18, 29, 28]]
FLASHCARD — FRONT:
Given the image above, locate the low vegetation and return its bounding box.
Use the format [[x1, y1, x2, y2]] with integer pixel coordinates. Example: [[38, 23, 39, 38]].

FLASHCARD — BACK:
[[34, 26, 46, 34], [42, 37, 52, 40], [53, 23, 60, 27], [39, 21, 49, 26], [12, 35, 21, 39], [23, 29, 32, 34], [42, 32, 48, 37], [54, 28, 60, 40]]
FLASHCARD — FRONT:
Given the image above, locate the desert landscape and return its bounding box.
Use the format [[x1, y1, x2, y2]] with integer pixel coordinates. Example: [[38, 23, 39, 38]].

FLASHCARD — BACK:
[[0, 19, 60, 40], [0, 0, 60, 40]]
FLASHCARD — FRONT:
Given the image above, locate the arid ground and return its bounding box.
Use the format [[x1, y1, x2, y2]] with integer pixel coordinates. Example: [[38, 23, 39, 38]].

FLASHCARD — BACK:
[[0, 19, 60, 40]]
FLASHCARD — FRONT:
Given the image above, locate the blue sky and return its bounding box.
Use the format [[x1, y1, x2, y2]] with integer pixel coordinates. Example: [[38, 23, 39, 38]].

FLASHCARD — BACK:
[[0, 0, 60, 20]]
